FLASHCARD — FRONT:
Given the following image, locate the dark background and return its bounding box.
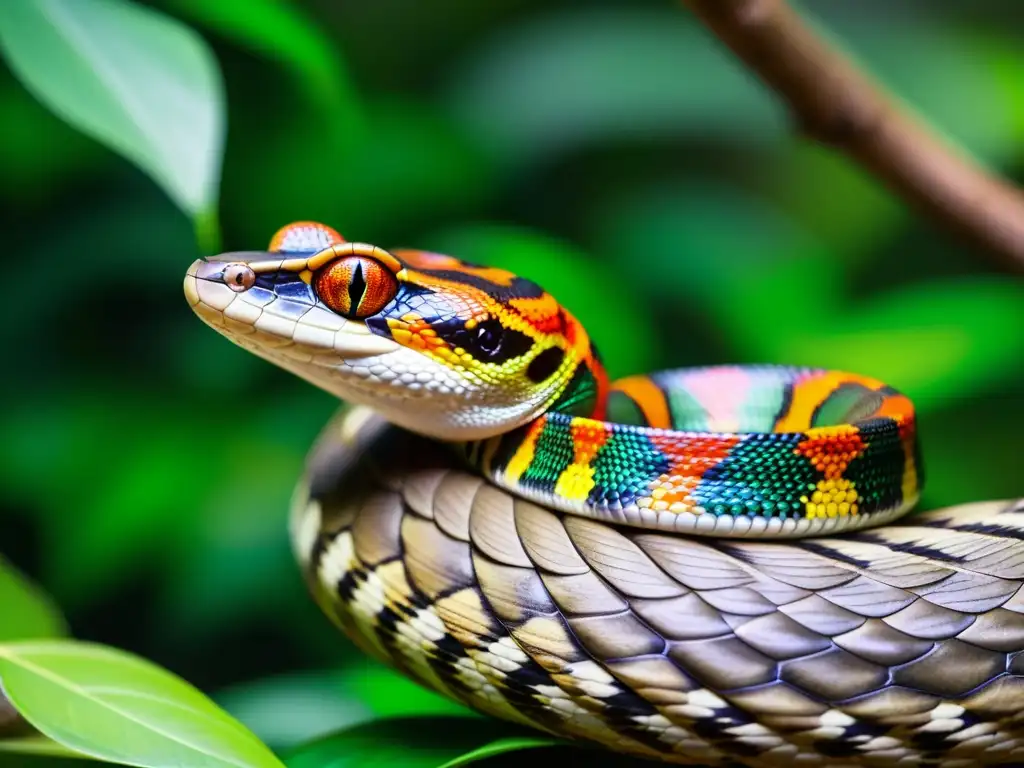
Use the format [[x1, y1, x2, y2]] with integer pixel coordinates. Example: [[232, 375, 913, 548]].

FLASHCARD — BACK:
[[2, 0, 1022, 756]]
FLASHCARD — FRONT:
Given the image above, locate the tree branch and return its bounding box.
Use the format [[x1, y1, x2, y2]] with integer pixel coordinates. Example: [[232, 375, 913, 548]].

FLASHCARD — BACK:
[[681, 0, 1024, 273]]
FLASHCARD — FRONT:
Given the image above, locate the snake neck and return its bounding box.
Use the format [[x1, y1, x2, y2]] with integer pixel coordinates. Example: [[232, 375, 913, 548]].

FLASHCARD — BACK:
[[455, 342, 609, 479], [548, 341, 609, 422]]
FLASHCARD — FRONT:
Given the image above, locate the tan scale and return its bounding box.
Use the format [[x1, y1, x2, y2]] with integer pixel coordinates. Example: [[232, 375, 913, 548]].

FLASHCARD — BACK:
[[291, 407, 1024, 767]]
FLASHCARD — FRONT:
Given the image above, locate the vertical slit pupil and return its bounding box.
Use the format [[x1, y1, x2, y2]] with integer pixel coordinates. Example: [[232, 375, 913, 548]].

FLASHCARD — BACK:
[[348, 261, 367, 312]]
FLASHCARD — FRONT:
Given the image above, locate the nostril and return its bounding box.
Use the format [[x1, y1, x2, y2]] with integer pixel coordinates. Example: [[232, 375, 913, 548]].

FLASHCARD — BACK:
[[224, 263, 256, 292]]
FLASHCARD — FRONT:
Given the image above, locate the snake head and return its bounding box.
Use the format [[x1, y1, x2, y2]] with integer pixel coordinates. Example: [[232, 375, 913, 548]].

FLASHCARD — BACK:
[[185, 222, 607, 441]]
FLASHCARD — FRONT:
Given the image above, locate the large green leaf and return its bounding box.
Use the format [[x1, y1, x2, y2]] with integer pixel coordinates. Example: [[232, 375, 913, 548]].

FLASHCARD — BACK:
[[284, 717, 560, 768], [0, 0, 225, 250], [422, 223, 659, 380], [0, 558, 66, 642], [0, 640, 284, 768]]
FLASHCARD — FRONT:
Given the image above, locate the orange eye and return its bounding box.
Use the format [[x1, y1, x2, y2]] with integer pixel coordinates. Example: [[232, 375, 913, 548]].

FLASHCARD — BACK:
[[313, 256, 398, 319]]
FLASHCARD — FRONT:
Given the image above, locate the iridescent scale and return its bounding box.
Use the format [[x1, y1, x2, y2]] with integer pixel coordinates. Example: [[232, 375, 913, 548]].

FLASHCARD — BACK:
[[479, 365, 920, 537]]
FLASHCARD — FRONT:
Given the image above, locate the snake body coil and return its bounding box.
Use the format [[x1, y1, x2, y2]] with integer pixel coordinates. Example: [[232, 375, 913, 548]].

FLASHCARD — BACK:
[[186, 222, 1024, 766]]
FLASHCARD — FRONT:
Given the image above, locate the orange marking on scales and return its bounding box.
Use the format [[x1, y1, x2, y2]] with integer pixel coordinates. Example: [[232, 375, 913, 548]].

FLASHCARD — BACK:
[[646, 432, 741, 505], [610, 375, 672, 428], [386, 315, 450, 356], [269, 221, 345, 252], [775, 371, 878, 431], [795, 426, 865, 479], [508, 295, 563, 334], [875, 393, 915, 425], [392, 249, 520, 287], [570, 418, 609, 466]]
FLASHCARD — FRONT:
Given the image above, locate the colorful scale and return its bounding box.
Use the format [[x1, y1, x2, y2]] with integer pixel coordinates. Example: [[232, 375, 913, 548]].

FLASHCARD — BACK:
[[483, 365, 919, 530], [193, 221, 922, 537]]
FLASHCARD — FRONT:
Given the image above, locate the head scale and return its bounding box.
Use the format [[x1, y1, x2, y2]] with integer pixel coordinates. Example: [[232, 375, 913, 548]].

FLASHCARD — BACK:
[[184, 222, 608, 440]]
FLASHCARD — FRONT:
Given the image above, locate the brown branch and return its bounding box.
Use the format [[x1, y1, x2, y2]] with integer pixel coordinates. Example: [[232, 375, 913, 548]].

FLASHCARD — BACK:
[[681, 0, 1024, 274]]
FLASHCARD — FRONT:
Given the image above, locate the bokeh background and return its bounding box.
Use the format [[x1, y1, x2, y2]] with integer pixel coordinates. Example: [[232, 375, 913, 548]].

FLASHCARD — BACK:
[[2, 0, 1023, 760]]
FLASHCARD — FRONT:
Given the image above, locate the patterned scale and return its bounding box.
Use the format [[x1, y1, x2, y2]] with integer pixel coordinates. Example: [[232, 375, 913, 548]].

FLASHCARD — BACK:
[[477, 365, 920, 537], [293, 407, 1024, 768]]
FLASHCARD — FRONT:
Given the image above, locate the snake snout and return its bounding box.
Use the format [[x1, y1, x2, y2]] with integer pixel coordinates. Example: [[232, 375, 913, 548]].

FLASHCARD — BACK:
[[184, 258, 239, 313], [184, 254, 272, 315]]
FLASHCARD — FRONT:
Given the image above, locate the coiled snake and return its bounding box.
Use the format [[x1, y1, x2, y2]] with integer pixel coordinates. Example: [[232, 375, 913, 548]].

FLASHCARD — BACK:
[[185, 222, 1024, 767]]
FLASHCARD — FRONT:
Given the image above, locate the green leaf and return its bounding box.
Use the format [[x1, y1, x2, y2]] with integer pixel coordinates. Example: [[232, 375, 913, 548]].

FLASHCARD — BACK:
[[284, 717, 560, 768], [163, 0, 365, 145], [0, 0, 225, 249], [436, 737, 560, 768], [0, 640, 284, 768], [0, 558, 66, 642], [423, 223, 659, 380]]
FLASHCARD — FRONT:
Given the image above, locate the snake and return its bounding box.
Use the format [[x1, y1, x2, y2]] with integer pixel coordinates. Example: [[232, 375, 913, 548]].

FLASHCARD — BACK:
[[184, 221, 1024, 767]]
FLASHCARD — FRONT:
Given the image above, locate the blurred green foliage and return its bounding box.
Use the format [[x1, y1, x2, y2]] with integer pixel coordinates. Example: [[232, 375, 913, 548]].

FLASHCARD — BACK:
[[1, 0, 1022, 764]]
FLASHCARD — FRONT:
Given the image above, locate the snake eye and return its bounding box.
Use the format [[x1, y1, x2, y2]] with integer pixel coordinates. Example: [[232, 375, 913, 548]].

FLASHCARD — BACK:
[[223, 263, 256, 292], [314, 256, 398, 319]]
